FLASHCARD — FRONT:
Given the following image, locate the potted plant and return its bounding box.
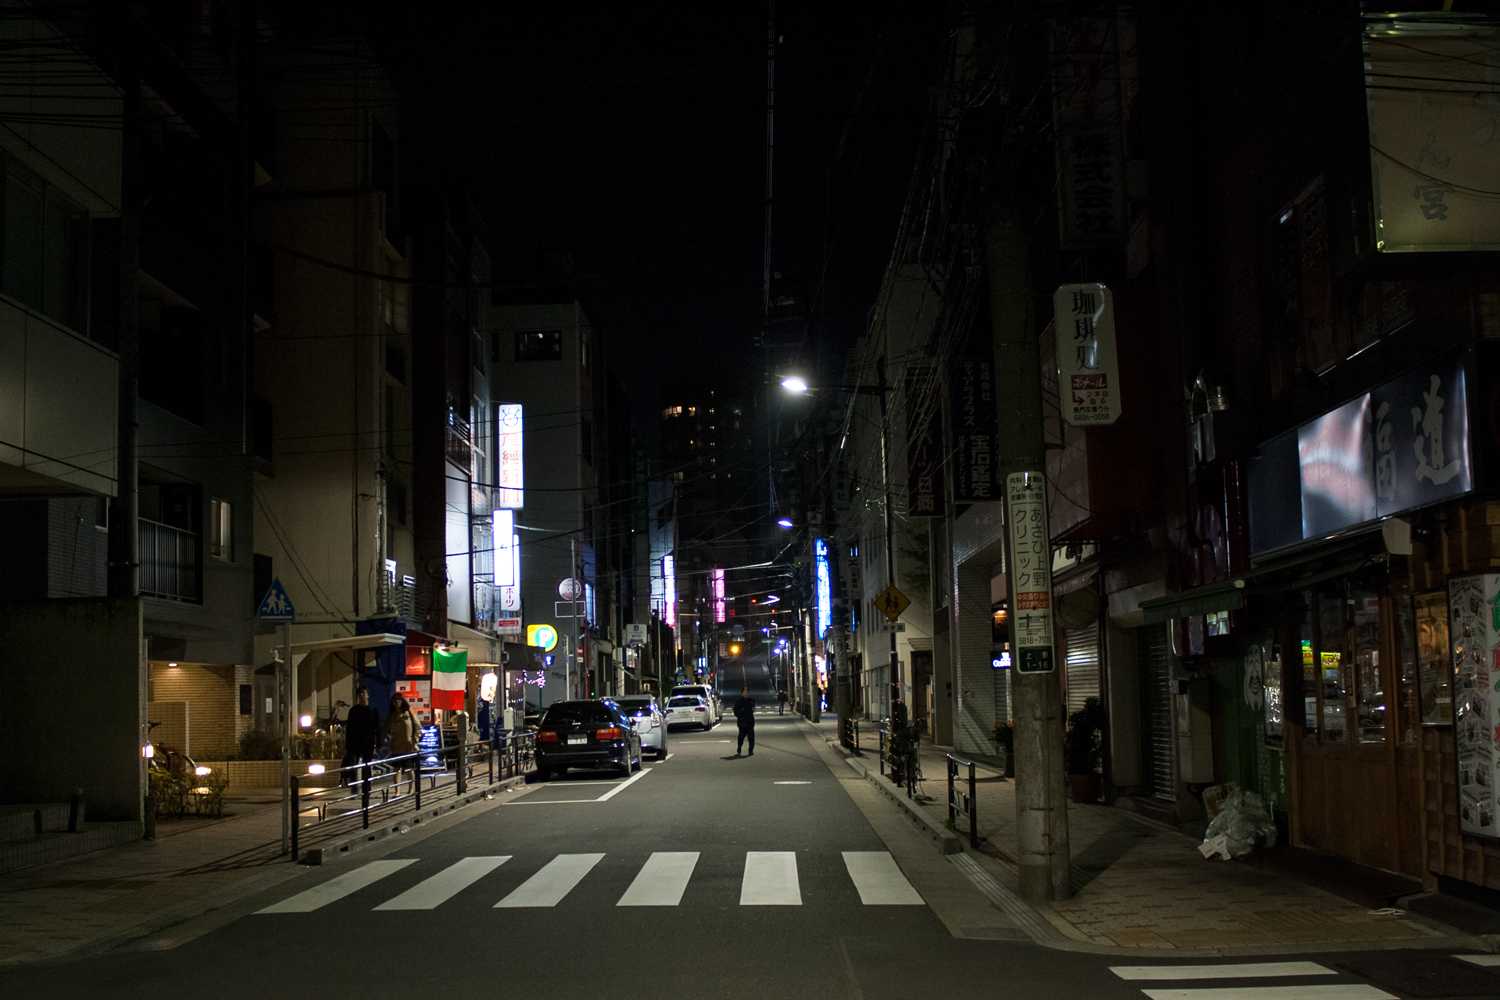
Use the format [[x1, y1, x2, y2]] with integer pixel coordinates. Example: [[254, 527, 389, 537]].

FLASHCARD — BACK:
[[1064, 696, 1105, 804], [993, 722, 1014, 777]]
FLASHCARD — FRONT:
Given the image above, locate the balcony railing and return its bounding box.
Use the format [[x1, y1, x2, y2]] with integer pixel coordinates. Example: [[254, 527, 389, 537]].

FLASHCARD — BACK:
[[139, 518, 200, 602]]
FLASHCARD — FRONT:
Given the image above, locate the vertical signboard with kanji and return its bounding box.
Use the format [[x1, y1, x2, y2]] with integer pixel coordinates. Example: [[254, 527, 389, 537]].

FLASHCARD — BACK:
[[904, 367, 945, 517], [498, 403, 523, 509], [1451, 573, 1500, 838], [1054, 283, 1121, 426], [950, 354, 998, 503], [1006, 472, 1054, 674], [1051, 16, 1128, 248]]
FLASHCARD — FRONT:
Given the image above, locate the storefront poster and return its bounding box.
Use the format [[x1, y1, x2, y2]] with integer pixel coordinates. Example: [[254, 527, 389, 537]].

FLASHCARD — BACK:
[[1449, 573, 1500, 837], [395, 678, 432, 725]]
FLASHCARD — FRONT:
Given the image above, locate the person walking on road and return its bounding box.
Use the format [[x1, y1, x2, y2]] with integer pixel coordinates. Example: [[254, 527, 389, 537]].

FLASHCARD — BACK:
[[733, 688, 756, 756], [341, 687, 380, 784], [777, 687, 787, 715]]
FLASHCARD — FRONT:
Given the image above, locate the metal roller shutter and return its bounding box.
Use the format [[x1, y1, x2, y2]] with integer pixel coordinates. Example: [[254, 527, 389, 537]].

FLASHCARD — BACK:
[[1139, 623, 1176, 801], [1064, 623, 1101, 717]]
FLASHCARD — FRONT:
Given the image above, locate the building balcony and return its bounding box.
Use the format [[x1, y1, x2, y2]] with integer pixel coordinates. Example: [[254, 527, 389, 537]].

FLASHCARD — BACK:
[[138, 518, 199, 602]]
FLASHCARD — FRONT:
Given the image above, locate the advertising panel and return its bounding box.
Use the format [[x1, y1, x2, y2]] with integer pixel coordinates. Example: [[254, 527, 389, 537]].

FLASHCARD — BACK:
[[497, 403, 524, 508], [950, 355, 998, 503], [1005, 472, 1055, 674]]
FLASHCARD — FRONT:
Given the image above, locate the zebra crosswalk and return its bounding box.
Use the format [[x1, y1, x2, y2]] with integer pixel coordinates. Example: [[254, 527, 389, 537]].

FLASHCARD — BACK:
[[256, 850, 925, 915], [1109, 962, 1396, 1000]]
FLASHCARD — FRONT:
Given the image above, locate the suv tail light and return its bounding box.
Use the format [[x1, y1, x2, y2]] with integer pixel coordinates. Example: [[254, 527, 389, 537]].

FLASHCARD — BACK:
[[537, 730, 559, 742], [596, 727, 623, 740]]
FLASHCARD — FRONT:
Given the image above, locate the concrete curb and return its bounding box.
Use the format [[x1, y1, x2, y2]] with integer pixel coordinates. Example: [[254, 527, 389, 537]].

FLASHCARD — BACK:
[[809, 724, 1496, 957], [300, 774, 527, 865]]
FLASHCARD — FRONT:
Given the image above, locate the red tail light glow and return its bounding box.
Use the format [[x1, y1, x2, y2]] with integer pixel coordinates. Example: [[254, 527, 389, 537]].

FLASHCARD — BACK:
[[596, 727, 623, 740], [537, 730, 559, 742]]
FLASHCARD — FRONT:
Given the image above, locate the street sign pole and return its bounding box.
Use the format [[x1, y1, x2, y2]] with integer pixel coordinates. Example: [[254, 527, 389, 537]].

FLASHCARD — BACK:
[[281, 619, 291, 857]]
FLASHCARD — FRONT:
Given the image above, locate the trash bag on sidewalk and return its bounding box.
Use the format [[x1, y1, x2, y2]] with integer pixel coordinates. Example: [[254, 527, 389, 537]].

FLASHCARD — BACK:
[[1198, 788, 1277, 861]]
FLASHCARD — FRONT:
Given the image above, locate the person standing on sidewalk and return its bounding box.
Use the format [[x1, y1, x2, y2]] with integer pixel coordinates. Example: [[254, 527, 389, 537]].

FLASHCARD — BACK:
[[777, 688, 787, 715], [733, 688, 756, 756], [341, 687, 380, 785]]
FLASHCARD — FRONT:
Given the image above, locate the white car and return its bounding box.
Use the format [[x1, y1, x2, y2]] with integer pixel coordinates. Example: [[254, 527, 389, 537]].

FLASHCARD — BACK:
[[664, 694, 713, 731], [671, 684, 721, 723], [611, 695, 668, 759]]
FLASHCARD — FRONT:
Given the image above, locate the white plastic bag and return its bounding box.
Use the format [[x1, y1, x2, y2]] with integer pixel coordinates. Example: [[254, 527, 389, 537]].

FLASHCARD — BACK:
[[1201, 788, 1277, 859]]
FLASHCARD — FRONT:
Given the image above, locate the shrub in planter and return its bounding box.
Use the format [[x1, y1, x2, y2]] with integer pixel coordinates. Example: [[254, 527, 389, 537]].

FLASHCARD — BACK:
[[149, 768, 190, 818], [1063, 696, 1106, 803], [238, 728, 283, 761], [190, 767, 231, 817]]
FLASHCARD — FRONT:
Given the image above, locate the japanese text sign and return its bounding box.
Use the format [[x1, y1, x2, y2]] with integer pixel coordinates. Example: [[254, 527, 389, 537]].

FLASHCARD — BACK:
[[1054, 283, 1121, 427], [1449, 573, 1500, 839], [950, 355, 998, 503], [1005, 472, 1055, 674]]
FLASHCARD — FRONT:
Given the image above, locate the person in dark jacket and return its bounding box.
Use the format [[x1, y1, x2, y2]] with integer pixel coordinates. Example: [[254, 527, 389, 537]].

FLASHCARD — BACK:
[[777, 688, 787, 715], [341, 687, 380, 784], [733, 688, 756, 756]]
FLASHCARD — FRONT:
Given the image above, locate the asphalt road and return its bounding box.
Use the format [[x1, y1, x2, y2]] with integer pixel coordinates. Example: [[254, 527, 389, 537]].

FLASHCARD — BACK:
[[4, 714, 1498, 999]]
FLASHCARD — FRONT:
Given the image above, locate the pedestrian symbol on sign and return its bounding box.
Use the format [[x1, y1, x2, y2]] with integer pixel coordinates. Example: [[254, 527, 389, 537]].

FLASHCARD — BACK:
[[257, 578, 295, 623], [874, 585, 911, 622]]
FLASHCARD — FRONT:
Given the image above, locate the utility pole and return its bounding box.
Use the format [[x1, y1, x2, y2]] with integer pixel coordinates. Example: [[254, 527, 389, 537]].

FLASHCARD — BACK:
[[988, 212, 1071, 902]]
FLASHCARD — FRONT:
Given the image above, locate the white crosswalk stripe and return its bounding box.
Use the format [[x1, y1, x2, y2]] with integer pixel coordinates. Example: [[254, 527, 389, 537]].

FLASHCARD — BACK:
[[1140, 989, 1394, 1000], [495, 853, 604, 908], [256, 859, 415, 914], [1455, 953, 1500, 967], [842, 851, 923, 905], [1112, 963, 1335, 981], [1115, 962, 1395, 1000], [617, 851, 699, 907], [740, 851, 801, 905], [374, 856, 511, 911]]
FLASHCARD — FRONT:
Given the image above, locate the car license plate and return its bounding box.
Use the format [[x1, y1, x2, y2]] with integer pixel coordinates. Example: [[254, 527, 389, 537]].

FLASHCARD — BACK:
[[566, 736, 587, 745]]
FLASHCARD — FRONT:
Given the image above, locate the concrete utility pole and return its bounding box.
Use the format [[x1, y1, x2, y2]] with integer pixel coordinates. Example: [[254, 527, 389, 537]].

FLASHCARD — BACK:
[[987, 212, 1071, 902]]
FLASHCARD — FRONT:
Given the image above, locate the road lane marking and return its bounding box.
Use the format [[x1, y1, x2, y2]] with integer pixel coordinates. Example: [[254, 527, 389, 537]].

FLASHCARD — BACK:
[[617, 852, 699, 907], [495, 853, 604, 907], [1141, 988, 1395, 1000], [740, 851, 801, 906], [1455, 954, 1500, 967], [374, 856, 510, 910], [505, 799, 598, 805], [595, 767, 651, 801], [774, 781, 811, 785], [842, 851, 924, 905], [1113, 964, 1336, 981], [256, 859, 415, 913]]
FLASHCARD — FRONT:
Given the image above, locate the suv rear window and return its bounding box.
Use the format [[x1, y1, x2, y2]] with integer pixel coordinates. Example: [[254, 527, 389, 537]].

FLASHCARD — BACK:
[[614, 699, 655, 717], [668, 696, 704, 707], [542, 702, 617, 725]]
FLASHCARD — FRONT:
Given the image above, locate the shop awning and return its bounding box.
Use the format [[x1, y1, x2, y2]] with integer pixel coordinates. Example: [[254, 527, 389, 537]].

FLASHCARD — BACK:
[[290, 633, 405, 656], [449, 622, 505, 666], [1140, 530, 1385, 625]]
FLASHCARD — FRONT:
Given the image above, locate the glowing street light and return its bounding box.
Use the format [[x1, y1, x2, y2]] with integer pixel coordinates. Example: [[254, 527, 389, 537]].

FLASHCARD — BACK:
[[776, 517, 793, 528], [780, 375, 809, 394]]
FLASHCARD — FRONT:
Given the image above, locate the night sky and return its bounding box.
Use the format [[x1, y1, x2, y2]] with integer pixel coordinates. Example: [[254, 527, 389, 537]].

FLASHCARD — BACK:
[[364, 1, 941, 427]]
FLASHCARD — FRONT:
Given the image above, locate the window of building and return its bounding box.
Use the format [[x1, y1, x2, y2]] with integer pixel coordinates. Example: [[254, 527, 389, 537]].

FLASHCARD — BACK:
[[581, 333, 590, 369], [514, 329, 562, 361], [209, 498, 232, 561], [389, 479, 408, 525], [1, 157, 87, 332]]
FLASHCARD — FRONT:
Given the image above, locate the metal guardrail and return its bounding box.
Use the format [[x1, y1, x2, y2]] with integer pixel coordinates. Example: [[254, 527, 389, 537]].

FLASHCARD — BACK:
[[947, 754, 978, 848], [877, 722, 918, 799], [839, 716, 860, 752], [289, 730, 535, 861]]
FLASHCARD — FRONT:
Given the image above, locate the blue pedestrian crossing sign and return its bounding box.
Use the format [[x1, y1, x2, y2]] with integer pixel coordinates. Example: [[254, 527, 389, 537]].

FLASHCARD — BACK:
[[257, 578, 295, 623]]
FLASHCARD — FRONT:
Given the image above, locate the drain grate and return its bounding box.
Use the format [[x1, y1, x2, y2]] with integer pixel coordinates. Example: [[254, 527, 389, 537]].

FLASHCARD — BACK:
[[1338, 955, 1500, 998]]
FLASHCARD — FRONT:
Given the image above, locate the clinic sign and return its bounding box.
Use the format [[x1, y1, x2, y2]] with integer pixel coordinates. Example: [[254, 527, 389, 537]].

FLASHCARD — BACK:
[[1054, 283, 1120, 426], [1006, 472, 1055, 674]]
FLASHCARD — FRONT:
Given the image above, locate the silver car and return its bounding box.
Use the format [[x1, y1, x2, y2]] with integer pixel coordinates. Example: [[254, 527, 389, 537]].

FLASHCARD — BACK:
[[611, 695, 668, 759]]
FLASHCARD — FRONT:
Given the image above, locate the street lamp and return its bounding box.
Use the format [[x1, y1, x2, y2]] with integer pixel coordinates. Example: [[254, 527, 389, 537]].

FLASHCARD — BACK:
[[780, 375, 809, 393], [776, 517, 794, 528]]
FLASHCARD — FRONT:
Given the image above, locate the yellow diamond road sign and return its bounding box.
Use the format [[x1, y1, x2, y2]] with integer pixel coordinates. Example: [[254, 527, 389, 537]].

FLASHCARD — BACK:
[[874, 585, 911, 622]]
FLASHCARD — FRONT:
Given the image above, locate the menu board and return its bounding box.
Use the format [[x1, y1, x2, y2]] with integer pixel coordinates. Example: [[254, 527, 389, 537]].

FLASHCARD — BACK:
[[1449, 574, 1500, 837]]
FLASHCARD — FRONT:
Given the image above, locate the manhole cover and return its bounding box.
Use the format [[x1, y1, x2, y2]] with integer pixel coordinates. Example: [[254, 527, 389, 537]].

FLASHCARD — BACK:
[[1339, 956, 1500, 998]]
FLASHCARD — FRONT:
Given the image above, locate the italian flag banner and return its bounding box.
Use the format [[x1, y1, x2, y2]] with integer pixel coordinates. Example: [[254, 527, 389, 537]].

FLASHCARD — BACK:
[[431, 647, 468, 710]]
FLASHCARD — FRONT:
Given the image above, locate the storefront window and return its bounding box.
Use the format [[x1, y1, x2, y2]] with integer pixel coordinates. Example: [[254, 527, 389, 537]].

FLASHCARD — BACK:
[[1301, 591, 1317, 736], [1319, 594, 1347, 742], [1353, 591, 1384, 744], [1414, 591, 1452, 725], [1263, 641, 1284, 746]]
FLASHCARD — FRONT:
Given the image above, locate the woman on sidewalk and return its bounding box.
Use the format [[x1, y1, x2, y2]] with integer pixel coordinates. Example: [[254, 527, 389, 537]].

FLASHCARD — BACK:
[[386, 695, 422, 794]]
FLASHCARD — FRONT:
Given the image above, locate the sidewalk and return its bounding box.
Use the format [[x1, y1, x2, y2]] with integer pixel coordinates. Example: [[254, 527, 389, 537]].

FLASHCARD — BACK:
[[0, 771, 487, 967], [815, 718, 1492, 955]]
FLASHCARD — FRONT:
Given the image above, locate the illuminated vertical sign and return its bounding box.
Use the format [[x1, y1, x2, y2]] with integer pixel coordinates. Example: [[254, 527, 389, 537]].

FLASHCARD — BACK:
[[493, 509, 515, 587], [663, 554, 676, 629], [499, 532, 520, 612], [497, 403, 524, 508], [815, 539, 832, 638], [713, 568, 725, 623]]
